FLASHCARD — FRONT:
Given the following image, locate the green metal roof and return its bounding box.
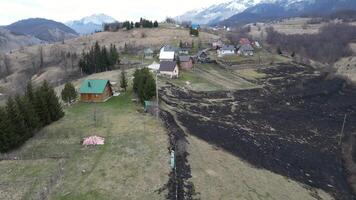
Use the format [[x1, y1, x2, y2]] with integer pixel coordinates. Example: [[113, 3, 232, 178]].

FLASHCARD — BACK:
[[79, 79, 109, 94]]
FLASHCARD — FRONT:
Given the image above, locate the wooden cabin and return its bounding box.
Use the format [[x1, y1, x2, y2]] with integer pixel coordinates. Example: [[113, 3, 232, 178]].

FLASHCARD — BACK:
[[79, 79, 113, 102]]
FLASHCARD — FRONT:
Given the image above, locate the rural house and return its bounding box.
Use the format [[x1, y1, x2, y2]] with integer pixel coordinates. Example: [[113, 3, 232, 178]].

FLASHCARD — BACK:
[[159, 45, 177, 61], [179, 42, 192, 55], [79, 79, 113, 103], [159, 61, 179, 78], [218, 45, 235, 57], [144, 48, 154, 59], [179, 56, 194, 70], [239, 38, 251, 45], [212, 40, 223, 49], [197, 50, 210, 63], [238, 44, 254, 56]]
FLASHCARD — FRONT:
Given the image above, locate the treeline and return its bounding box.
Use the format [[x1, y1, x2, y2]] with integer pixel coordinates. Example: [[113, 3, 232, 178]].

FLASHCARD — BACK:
[[266, 23, 356, 63], [0, 81, 64, 152], [79, 42, 119, 75], [304, 9, 356, 23], [104, 18, 158, 32]]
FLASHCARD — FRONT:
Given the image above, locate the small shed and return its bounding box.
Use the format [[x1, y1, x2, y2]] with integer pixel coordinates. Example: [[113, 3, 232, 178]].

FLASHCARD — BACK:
[[159, 61, 179, 78], [179, 56, 193, 71], [79, 79, 113, 102], [144, 48, 154, 59]]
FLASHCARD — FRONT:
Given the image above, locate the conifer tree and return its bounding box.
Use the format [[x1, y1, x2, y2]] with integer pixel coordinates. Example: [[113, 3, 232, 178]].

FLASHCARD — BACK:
[[15, 95, 40, 135], [61, 82, 77, 104], [120, 67, 128, 92], [41, 81, 64, 122], [6, 96, 27, 146], [0, 107, 11, 152]]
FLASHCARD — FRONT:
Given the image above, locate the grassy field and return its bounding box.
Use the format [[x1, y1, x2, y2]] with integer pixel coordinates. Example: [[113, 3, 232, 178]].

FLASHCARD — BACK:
[[216, 49, 290, 66], [0, 90, 169, 200], [187, 135, 333, 200], [168, 64, 259, 91]]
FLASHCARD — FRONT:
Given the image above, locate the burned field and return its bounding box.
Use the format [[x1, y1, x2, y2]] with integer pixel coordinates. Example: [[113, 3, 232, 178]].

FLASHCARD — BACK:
[[160, 63, 356, 200]]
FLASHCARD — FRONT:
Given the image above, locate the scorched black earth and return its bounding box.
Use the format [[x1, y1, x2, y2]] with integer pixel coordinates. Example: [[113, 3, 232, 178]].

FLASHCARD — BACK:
[[160, 63, 356, 200]]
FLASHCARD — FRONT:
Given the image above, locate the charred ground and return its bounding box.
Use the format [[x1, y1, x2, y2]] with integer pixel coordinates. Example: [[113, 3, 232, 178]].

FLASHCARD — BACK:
[[160, 63, 356, 200]]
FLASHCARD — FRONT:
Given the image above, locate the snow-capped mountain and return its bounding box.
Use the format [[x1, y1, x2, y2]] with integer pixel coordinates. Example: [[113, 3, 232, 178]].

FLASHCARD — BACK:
[[66, 14, 117, 35], [177, 0, 356, 25], [220, 0, 356, 26], [177, 0, 262, 25]]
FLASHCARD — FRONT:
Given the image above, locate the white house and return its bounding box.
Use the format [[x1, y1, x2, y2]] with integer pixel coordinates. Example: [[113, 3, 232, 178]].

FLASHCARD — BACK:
[[159, 61, 179, 78], [217, 45, 235, 57], [159, 51, 175, 61]]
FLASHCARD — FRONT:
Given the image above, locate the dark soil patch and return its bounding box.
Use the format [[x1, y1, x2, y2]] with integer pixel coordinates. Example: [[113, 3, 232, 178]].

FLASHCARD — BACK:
[[160, 63, 356, 200]]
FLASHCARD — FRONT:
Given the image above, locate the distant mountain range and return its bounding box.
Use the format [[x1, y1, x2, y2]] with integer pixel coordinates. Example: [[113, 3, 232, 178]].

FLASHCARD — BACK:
[[66, 14, 117, 35], [5, 18, 78, 42], [177, 0, 356, 26]]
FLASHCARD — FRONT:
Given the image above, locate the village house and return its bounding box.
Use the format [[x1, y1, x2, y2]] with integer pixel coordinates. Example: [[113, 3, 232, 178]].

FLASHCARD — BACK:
[[191, 24, 200, 30], [197, 50, 209, 63], [218, 45, 235, 57], [144, 48, 154, 59], [179, 42, 192, 55], [239, 38, 251, 45], [159, 45, 178, 61], [79, 79, 113, 103], [212, 40, 223, 49], [159, 61, 179, 78], [179, 56, 194, 70], [238, 44, 254, 56]]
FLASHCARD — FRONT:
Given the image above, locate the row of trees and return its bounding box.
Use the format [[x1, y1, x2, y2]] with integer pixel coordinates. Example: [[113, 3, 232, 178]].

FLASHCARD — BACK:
[[133, 68, 156, 103], [0, 81, 64, 152], [266, 23, 356, 63], [79, 42, 119, 74], [104, 18, 158, 32]]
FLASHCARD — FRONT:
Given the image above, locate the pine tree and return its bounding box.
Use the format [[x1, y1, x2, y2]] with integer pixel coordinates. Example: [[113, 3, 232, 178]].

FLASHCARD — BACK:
[[6, 96, 28, 147], [154, 21, 158, 28], [0, 107, 11, 152], [61, 82, 77, 104], [34, 86, 51, 125], [120, 67, 128, 91], [14, 95, 40, 135], [41, 81, 64, 122]]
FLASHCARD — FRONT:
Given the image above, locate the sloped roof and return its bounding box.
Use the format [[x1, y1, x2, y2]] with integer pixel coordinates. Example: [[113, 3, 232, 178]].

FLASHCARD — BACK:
[[179, 56, 191, 62], [159, 51, 175, 60], [159, 61, 177, 72], [79, 79, 110, 94], [239, 44, 254, 51], [221, 45, 235, 51], [147, 61, 160, 71]]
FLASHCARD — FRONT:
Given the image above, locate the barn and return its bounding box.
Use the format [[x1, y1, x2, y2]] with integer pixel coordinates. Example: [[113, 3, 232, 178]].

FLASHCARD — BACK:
[[79, 79, 113, 102]]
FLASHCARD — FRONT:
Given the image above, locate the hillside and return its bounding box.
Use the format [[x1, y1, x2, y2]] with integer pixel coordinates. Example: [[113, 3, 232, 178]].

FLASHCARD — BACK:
[[5, 18, 78, 42], [0, 27, 41, 53], [0, 27, 219, 102]]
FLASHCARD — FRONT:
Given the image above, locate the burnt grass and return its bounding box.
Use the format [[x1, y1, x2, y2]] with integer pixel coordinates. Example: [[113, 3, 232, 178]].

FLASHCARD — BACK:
[[160, 63, 356, 200]]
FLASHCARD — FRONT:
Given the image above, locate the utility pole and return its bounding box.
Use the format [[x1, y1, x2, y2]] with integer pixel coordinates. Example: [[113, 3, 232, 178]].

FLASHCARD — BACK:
[[339, 114, 347, 146], [156, 73, 159, 120]]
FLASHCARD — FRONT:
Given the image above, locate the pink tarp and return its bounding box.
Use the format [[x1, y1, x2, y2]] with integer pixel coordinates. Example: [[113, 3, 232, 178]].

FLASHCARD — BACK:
[[82, 136, 105, 146]]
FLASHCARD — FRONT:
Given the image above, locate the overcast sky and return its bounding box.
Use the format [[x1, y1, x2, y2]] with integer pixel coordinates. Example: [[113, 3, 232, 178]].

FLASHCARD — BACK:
[[0, 0, 230, 25]]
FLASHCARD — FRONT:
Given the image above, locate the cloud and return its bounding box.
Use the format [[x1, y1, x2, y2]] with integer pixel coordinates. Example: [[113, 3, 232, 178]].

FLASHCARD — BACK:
[[0, 0, 230, 25]]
